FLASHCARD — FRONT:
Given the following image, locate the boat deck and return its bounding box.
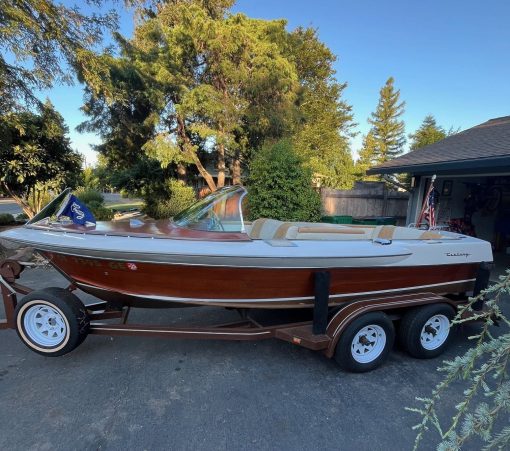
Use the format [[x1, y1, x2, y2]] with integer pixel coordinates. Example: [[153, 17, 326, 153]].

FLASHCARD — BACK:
[[27, 218, 462, 243]]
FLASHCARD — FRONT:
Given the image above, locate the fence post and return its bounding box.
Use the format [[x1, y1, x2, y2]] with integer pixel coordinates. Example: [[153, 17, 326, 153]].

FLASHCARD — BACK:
[[382, 184, 388, 216]]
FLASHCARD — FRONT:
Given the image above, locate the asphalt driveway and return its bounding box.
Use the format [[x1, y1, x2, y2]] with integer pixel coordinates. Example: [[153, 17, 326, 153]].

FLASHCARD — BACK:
[[0, 267, 504, 451]]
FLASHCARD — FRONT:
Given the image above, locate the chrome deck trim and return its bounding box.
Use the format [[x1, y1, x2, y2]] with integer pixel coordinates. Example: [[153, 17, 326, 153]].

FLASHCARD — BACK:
[[13, 242, 415, 269]]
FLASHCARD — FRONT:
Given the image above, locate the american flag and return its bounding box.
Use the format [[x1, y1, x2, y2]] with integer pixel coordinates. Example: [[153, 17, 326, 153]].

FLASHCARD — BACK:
[[423, 189, 436, 228], [417, 176, 437, 228]]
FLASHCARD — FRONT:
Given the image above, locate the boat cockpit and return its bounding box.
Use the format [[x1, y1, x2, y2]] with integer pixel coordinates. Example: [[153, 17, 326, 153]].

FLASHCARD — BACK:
[[25, 185, 462, 242]]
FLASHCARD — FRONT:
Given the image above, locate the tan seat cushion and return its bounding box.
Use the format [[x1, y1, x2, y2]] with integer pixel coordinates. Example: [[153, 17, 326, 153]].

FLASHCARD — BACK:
[[248, 218, 284, 240], [249, 218, 460, 241], [371, 225, 459, 240], [286, 223, 374, 240]]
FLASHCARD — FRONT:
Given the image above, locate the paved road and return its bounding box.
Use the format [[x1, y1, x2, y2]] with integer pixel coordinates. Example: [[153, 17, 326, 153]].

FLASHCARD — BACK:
[[0, 199, 22, 216], [102, 192, 142, 206], [0, 194, 142, 217], [0, 268, 501, 451]]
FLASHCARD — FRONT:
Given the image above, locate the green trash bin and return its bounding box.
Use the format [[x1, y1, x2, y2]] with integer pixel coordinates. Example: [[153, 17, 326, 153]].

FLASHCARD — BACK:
[[352, 216, 397, 226], [377, 217, 397, 226], [352, 218, 376, 225], [320, 215, 353, 224]]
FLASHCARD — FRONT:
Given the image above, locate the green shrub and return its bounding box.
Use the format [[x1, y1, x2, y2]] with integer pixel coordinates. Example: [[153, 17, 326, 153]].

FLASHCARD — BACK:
[[90, 206, 114, 221], [247, 139, 321, 221], [0, 213, 15, 225], [15, 213, 29, 223], [85, 200, 104, 210], [75, 188, 104, 207], [144, 179, 196, 219]]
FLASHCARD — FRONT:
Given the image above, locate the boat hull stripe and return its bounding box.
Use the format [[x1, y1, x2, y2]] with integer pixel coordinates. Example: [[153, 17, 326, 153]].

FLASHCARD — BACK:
[[77, 278, 475, 304]]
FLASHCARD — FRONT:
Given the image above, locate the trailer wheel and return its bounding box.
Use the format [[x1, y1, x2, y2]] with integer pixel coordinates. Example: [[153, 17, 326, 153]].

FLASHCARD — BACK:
[[334, 312, 395, 373], [398, 304, 455, 359], [15, 288, 89, 357]]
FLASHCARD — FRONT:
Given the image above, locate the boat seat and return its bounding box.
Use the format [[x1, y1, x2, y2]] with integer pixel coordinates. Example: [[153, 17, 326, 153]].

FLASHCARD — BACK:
[[249, 218, 462, 241], [286, 224, 373, 240], [249, 218, 285, 239], [249, 219, 374, 241], [370, 225, 459, 240]]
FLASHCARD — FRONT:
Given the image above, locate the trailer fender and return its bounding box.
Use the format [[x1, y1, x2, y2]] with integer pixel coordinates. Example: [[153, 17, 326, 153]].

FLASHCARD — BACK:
[[324, 292, 456, 358]]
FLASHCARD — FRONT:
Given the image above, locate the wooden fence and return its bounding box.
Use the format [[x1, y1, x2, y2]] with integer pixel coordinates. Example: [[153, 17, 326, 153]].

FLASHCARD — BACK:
[[321, 182, 410, 224]]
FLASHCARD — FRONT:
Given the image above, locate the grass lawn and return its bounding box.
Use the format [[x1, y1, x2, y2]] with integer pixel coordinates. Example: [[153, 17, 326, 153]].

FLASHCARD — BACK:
[[105, 201, 144, 211]]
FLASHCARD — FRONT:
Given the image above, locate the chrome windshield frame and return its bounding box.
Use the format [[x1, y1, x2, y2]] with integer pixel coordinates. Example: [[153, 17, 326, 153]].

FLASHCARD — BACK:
[[238, 188, 247, 233]]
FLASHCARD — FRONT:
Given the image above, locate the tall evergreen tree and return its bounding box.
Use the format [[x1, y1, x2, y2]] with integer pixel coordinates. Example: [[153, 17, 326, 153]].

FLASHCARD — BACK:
[[408, 115, 448, 150], [355, 132, 379, 181], [368, 77, 406, 163]]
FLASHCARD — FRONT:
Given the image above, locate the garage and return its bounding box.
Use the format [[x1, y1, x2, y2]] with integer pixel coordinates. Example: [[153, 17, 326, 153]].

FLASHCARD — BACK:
[[368, 116, 510, 273]]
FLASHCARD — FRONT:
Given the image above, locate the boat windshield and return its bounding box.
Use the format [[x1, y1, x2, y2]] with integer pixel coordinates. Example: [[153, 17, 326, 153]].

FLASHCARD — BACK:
[[26, 188, 72, 226], [173, 185, 247, 233]]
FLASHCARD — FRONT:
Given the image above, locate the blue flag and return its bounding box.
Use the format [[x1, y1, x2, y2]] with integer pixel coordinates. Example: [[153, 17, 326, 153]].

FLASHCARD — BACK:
[[58, 194, 96, 226]]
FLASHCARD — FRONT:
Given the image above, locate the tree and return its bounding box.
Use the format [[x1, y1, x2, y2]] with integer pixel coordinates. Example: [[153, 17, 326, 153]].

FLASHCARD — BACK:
[[355, 132, 380, 181], [144, 179, 196, 219], [368, 77, 406, 164], [77, 55, 162, 196], [83, 155, 113, 192], [247, 140, 321, 222], [0, 100, 82, 217], [81, 166, 100, 190], [410, 273, 510, 450], [289, 27, 356, 189], [0, 0, 117, 112], [80, 0, 355, 193], [409, 115, 451, 150], [129, 1, 298, 191]]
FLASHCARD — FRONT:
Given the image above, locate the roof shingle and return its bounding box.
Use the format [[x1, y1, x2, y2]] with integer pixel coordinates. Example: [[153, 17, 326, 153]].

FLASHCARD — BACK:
[[369, 116, 510, 174]]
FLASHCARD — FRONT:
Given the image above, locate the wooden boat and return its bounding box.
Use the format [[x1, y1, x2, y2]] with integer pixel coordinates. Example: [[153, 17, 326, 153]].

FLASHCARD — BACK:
[[0, 186, 493, 309]]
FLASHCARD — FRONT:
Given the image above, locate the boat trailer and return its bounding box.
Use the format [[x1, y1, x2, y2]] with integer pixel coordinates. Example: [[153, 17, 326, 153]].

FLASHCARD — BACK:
[[0, 257, 492, 372]]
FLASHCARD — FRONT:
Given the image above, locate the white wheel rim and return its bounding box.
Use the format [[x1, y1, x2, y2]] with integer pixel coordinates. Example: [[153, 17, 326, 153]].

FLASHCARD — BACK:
[[420, 314, 450, 350], [351, 324, 387, 363], [23, 304, 68, 348]]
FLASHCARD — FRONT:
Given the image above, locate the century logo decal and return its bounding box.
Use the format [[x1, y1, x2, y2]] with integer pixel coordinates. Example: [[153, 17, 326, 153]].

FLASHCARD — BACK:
[[70, 202, 85, 220], [446, 252, 471, 258]]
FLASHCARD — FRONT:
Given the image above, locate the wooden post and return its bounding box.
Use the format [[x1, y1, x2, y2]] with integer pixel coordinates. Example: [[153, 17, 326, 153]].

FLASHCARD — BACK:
[[382, 184, 388, 216]]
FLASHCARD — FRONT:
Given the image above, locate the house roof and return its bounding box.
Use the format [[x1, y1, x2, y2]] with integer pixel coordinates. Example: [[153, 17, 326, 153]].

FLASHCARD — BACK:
[[368, 116, 510, 175]]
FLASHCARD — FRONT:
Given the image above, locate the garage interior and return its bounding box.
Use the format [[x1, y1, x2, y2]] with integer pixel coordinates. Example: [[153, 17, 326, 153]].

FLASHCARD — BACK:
[[368, 116, 510, 280]]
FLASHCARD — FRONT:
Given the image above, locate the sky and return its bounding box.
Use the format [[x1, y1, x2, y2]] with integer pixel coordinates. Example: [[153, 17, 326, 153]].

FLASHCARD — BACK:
[[38, 0, 510, 165]]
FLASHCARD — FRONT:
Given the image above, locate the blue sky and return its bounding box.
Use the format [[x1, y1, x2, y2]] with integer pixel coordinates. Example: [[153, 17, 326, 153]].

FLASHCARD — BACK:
[[38, 0, 510, 164]]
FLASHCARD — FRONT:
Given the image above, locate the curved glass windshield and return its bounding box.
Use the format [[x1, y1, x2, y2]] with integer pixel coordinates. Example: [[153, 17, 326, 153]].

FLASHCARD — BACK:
[[173, 186, 247, 233], [26, 188, 71, 225]]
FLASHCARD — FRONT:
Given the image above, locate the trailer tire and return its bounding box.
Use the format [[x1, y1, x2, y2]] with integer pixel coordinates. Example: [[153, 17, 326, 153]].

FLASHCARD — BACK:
[[15, 288, 89, 357], [398, 304, 455, 359], [334, 312, 395, 373]]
